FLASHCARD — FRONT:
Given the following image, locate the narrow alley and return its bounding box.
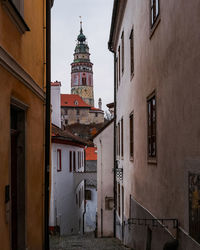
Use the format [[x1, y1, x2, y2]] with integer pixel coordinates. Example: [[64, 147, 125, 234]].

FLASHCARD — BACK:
[[50, 233, 131, 250]]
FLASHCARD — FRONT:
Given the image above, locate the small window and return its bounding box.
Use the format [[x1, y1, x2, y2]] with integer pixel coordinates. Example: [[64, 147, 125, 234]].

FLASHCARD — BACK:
[[77, 119, 80, 124], [118, 183, 121, 217], [147, 93, 156, 158], [121, 118, 124, 158], [150, 0, 160, 28], [57, 149, 61, 172], [65, 119, 68, 125], [73, 151, 76, 172], [76, 109, 80, 115], [130, 113, 134, 159], [85, 190, 92, 200], [118, 46, 121, 84], [95, 113, 98, 117], [116, 57, 118, 90], [82, 77, 86, 85], [121, 31, 124, 73], [69, 151, 72, 172], [129, 28, 134, 76]]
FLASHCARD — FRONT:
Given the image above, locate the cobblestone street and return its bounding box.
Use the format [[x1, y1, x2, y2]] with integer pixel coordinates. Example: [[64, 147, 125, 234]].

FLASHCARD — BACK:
[[50, 233, 131, 250]]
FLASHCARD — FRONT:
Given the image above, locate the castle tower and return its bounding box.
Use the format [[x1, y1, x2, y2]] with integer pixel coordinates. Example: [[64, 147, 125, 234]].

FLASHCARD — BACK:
[[71, 22, 94, 107]]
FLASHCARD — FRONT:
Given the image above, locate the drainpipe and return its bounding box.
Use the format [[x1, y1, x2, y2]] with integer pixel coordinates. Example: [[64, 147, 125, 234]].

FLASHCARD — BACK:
[[44, 0, 51, 249], [113, 52, 117, 238], [108, 39, 117, 237]]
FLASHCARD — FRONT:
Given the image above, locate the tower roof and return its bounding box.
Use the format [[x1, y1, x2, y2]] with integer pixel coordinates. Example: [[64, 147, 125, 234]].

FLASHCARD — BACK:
[[77, 21, 86, 42], [74, 22, 89, 56]]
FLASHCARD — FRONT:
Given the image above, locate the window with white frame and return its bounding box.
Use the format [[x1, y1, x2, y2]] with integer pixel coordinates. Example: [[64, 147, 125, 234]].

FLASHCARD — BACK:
[[57, 149, 61, 172]]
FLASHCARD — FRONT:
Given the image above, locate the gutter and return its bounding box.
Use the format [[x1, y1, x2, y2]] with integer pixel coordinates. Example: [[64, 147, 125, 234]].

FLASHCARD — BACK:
[[44, 0, 51, 249], [113, 52, 117, 237]]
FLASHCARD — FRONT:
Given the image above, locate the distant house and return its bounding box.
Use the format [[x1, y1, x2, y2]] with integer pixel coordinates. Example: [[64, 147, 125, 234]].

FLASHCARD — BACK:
[[84, 147, 98, 233], [61, 94, 104, 126], [49, 124, 86, 235], [93, 119, 114, 237]]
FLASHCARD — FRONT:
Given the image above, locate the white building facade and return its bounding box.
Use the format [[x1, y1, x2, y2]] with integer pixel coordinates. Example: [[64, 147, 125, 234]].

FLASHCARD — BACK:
[[49, 138, 85, 235], [93, 120, 114, 237], [108, 0, 200, 249]]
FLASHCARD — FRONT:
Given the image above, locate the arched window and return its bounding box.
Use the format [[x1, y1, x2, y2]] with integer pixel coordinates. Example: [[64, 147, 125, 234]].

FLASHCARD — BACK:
[[82, 77, 86, 85]]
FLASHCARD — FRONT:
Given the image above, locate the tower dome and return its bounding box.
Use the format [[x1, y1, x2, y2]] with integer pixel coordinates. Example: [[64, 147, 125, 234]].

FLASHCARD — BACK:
[[71, 22, 94, 107]]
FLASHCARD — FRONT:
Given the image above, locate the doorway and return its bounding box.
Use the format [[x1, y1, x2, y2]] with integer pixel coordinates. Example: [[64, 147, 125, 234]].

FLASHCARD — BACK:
[[10, 104, 26, 249]]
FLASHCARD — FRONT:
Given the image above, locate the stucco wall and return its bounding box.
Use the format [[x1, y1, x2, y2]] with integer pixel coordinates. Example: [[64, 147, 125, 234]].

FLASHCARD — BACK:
[[94, 121, 114, 237], [84, 187, 97, 233], [0, 0, 46, 248], [61, 107, 104, 126], [50, 143, 85, 235], [51, 85, 61, 128], [112, 0, 200, 248]]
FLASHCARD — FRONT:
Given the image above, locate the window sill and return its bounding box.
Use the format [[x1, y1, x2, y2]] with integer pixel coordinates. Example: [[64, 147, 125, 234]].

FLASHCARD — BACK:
[[130, 156, 134, 162], [147, 158, 157, 165], [1, 0, 30, 34], [130, 72, 134, 81], [149, 16, 160, 39]]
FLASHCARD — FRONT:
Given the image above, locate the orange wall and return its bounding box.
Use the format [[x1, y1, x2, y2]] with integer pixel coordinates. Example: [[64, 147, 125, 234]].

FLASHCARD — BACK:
[[0, 0, 46, 248], [0, 0, 45, 88]]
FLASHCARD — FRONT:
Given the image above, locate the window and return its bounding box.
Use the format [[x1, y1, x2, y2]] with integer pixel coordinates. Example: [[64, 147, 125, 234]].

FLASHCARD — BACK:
[[76, 109, 80, 115], [81, 151, 84, 167], [116, 57, 118, 90], [78, 151, 81, 169], [85, 190, 91, 200], [129, 28, 134, 76], [121, 31, 124, 73], [118, 183, 121, 216], [57, 149, 61, 172], [69, 151, 72, 172], [118, 46, 121, 83], [147, 93, 156, 158], [73, 151, 76, 172], [121, 118, 124, 158], [82, 77, 86, 85], [77, 119, 80, 124], [95, 113, 98, 117], [130, 113, 134, 159], [150, 0, 160, 28], [117, 122, 120, 157], [65, 119, 68, 125], [2, 0, 29, 34]]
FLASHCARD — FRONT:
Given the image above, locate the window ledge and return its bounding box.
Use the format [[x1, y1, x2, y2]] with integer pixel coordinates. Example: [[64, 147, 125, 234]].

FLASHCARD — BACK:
[[149, 16, 160, 39], [147, 158, 157, 165], [130, 72, 134, 81], [130, 156, 134, 162], [1, 0, 30, 34]]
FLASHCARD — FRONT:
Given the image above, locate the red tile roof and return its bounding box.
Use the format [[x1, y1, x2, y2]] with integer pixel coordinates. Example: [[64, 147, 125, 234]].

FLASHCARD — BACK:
[[61, 94, 91, 108], [90, 107, 101, 111], [85, 147, 97, 161], [51, 81, 61, 86]]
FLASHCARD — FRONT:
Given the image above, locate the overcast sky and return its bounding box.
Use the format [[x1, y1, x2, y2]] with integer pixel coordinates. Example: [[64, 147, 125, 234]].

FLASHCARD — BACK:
[[51, 0, 114, 111]]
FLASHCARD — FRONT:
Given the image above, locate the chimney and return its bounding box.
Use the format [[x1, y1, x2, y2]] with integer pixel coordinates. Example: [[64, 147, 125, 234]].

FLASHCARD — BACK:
[[98, 98, 102, 110], [51, 81, 61, 128]]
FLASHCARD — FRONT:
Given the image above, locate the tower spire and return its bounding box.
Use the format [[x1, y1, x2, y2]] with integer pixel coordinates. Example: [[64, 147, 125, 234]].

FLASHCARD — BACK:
[[71, 24, 94, 107], [79, 16, 83, 33]]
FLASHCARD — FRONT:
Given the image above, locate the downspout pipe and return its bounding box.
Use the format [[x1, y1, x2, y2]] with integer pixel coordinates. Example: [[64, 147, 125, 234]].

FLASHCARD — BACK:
[[45, 0, 51, 249], [113, 52, 117, 238], [108, 41, 117, 237]]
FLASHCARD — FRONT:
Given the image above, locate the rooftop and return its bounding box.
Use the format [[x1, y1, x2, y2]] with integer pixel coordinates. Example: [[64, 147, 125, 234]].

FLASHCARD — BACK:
[[85, 147, 97, 161], [61, 94, 91, 108]]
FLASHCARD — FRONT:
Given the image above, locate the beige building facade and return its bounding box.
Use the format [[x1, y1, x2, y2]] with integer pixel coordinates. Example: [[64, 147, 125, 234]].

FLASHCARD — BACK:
[[109, 0, 200, 249], [93, 120, 114, 237]]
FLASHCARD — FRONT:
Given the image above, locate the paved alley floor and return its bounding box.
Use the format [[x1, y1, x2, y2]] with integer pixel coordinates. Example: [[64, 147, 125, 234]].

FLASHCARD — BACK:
[[50, 233, 131, 250]]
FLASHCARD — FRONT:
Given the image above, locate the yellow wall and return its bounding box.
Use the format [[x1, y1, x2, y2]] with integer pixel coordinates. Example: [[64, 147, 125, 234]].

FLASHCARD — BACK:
[[0, 0, 45, 87], [0, 0, 46, 249]]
